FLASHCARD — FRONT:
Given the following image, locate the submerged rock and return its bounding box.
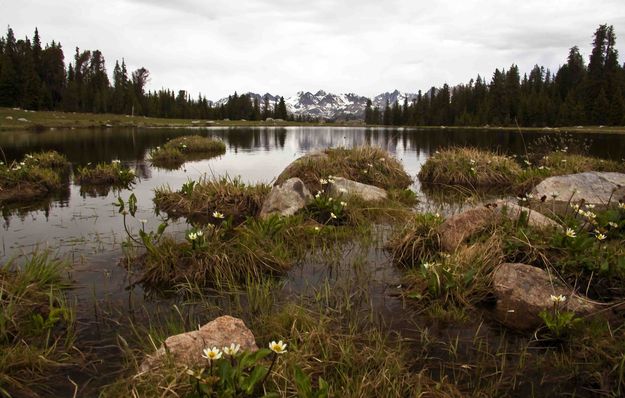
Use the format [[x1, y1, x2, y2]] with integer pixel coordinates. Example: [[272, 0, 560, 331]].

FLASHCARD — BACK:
[[493, 263, 600, 330], [327, 177, 388, 202], [260, 177, 312, 218], [140, 315, 257, 372], [437, 201, 558, 252], [532, 172, 625, 205]]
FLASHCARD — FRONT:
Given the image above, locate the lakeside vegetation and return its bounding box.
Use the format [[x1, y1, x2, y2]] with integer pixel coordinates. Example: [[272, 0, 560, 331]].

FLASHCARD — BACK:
[[3, 18, 625, 398], [0, 150, 69, 204], [0, 252, 76, 398], [149, 135, 226, 169], [1, 141, 625, 396], [419, 146, 625, 193]]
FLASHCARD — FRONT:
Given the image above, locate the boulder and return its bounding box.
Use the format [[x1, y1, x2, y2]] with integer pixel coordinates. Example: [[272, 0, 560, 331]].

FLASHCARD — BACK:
[[493, 263, 600, 330], [17, 117, 28, 122], [274, 151, 329, 186], [493, 200, 560, 229], [260, 177, 312, 218], [437, 201, 558, 252], [532, 172, 625, 205], [327, 177, 388, 202], [140, 315, 257, 372]]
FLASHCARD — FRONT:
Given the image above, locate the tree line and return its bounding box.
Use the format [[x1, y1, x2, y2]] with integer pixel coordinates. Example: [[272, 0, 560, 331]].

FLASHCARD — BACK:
[[0, 27, 290, 120], [365, 24, 625, 127]]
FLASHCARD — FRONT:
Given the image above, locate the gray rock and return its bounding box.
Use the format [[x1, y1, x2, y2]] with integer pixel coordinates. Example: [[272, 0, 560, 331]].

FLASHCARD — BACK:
[[260, 177, 312, 218], [5, 116, 13, 120], [532, 172, 625, 205], [437, 202, 558, 252], [140, 315, 257, 372], [327, 177, 388, 202], [275, 151, 329, 186], [17, 117, 29, 122], [493, 263, 600, 330], [493, 200, 560, 229]]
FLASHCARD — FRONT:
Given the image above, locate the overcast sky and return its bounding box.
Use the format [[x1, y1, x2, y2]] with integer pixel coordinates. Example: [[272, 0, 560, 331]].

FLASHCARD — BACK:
[[2, 0, 625, 100]]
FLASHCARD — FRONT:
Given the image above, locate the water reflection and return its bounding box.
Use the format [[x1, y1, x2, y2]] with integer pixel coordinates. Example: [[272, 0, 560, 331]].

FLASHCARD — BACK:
[[1, 126, 624, 261]]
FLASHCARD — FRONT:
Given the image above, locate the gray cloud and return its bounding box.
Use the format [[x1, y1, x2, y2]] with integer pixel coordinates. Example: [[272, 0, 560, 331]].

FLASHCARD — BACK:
[[2, 0, 624, 99]]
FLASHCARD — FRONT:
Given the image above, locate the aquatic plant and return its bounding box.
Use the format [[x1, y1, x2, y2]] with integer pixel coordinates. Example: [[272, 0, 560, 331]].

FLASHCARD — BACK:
[[153, 176, 270, 225], [74, 160, 136, 186], [0, 252, 76, 397]]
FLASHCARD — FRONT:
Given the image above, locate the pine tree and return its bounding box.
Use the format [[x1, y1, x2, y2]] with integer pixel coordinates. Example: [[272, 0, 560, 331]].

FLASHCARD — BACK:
[[0, 27, 18, 106]]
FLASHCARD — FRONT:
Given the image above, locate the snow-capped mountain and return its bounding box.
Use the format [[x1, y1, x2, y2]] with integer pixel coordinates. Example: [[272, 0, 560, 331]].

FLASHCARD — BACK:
[[372, 89, 419, 108], [285, 90, 369, 119], [213, 89, 418, 120]]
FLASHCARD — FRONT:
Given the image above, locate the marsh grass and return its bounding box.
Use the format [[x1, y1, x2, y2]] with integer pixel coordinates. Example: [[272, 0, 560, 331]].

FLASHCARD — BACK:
[[0, 252, 76, 397], [128, 211, 373, 287], [418, 147, 522, 188], [419, 147, 625, 196], [275, 146, 412, 193], [74, 161, 136, 186], [154, 176, 271, 225], [0, 151, 70, 204], [386, 213, 443, 268], [539, 151, 625, 174], [149, 135, 226, 169]]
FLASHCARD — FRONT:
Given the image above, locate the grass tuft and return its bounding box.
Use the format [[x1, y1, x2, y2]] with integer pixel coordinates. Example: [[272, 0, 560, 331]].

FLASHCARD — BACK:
[[74, 161, 136, 186], [149, 135, 226, 168], [275, 146, 412, 193], [153, 176, 270, 225], [418, 147, 522, 188]]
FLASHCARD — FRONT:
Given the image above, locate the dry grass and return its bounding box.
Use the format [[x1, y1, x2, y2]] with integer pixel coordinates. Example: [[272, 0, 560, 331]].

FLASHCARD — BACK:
[[539, 151, 625, 174], [0, 252, 76, 398], [275, 146, 412, 193], [386, 213, 443, 268], [418, 147, 522, 188]]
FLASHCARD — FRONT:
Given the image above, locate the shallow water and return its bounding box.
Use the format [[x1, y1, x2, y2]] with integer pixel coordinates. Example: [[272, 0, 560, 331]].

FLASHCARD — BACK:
[[1, 126, 624, 394]]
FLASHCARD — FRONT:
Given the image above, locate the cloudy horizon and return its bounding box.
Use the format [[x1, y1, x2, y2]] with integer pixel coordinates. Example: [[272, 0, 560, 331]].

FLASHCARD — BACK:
[[2, 0, 625, 100]]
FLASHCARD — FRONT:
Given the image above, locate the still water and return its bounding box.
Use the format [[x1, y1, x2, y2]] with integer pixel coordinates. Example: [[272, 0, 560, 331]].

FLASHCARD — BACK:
[[1, 126, 624, 391]]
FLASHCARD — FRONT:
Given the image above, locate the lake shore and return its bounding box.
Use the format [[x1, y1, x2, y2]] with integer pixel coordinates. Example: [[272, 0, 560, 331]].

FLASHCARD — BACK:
[[2, 107, 625, 134]]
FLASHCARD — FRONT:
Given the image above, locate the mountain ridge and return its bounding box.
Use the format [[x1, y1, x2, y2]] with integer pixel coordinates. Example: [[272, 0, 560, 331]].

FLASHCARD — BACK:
[[213, 89, 419, 119]]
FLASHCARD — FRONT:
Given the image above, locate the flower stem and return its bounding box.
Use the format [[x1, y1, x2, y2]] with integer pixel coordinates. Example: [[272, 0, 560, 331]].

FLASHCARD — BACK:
[[260, 353, 277, 387]]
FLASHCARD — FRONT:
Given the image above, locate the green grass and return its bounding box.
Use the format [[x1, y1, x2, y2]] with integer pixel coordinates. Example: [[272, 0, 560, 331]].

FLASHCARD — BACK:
[[0, 107, 328, 131], [419, 147, 625, 195], [74, 161, 136, 186], [154, 176, 271, 225], [0, 151, 69, 204], [149, 135, 226, 169], [418, 147, 523, 188], [0, 252, 75, 398], [275, 146, 413, 193]]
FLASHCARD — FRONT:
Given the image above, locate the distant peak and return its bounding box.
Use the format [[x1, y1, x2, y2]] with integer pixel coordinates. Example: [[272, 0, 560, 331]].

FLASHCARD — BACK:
[[315, 89, 327, 97]]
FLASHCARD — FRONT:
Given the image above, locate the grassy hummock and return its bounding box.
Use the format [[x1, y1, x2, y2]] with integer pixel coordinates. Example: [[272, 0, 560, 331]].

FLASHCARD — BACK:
[[154, 176, 270, 224], [418, 147, 522, 188], [0, 252, 76, 397], [275, 146, 413, 193], [419, 146, 625, 194], [149, 135, 226, 168], [74, 160, 136, 186], [0, 151, 69, 204]]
